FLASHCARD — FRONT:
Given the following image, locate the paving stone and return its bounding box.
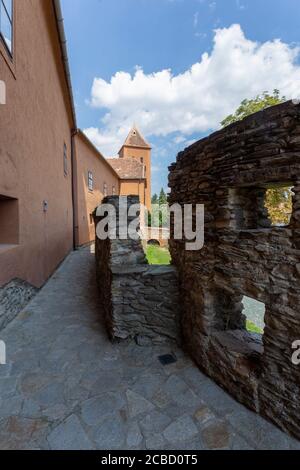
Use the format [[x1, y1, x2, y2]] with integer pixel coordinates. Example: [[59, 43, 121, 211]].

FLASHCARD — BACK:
[[163, 415, 199, 444], [194, 406, 216, 426], [0, 246, 298, 450], [131, 371, 165, 400], [126, 422, 143, 448], [21, 399, 42, 419], [164, 438, 204, 451], [31, 382, 65, 407], [145, 433, 166, 450], [0, 395, 24, 418], [152, 388, 172, 409], [139, 410, 171, 436], [20, 373, 56, 395], [81, 392, 125, 427], [173, 388, 201, 410], [0, 376, 18, 399], [201, 420, 231, 449], [227, 408, 291, 449], [92, 413, 125, 450], [47, 414, 94, 450], [85, 371, 123, 396], [42, 404, 69, 421], [181, 366, 210, 391], [126, 390, 155, 418], [162, 374, 188, 401], [0, 416, 48, 450]]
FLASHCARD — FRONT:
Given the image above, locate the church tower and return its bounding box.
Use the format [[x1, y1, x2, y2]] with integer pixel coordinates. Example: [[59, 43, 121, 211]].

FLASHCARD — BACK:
[[118, 126, 152, 211]]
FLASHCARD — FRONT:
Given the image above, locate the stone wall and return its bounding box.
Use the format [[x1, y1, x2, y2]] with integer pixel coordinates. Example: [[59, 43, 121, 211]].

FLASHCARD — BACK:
[[168, 100, 300, 438], [94, 196, 180, 344]]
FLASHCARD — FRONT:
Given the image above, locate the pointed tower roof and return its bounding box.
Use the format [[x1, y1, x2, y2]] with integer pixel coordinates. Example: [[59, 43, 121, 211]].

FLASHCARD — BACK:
[[120, 126, 151, 151]]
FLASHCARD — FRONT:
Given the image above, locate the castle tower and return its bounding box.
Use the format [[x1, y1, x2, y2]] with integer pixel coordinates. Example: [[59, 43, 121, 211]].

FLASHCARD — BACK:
[[118, 126, 152, 212]]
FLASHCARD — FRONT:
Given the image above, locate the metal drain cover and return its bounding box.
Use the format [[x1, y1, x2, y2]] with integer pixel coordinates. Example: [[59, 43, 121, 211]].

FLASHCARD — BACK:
[[158, 354, 177, 366]]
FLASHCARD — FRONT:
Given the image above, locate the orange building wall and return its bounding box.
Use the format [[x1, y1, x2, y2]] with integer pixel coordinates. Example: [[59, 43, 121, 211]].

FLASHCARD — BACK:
[[119, 180, 146, 227], [119, 180, 146, 207], [74, 132, 120, 247], [119, 146, 151, 211], [0, 1, 75, 287]]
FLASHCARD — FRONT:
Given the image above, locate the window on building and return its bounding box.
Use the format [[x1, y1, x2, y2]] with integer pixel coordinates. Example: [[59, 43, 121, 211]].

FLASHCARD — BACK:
[[103, 182, 108, 197], [63, 144, 68, 176], [0, 0, 13, 55], [112, 185, 116, 195], [88, 171, 93, 191]]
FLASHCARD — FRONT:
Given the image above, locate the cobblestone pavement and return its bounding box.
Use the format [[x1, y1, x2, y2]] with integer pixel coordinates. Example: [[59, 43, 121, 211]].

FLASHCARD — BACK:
[[0, 246, 299, 450]]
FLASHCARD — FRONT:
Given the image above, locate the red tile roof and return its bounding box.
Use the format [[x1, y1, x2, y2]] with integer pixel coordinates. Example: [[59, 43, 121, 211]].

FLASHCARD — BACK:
[[107, 158, 145, 180]]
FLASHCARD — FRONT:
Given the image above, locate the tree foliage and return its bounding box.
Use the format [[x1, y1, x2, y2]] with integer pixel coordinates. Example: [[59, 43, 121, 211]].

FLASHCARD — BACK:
[[221, 90, 292, 226], [221, 89, 285, 128], [265, 187, 293, 226], [148, 188, 168, 227]]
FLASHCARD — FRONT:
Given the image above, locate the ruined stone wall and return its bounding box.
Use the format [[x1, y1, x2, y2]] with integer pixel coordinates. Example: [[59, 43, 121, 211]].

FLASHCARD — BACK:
[[168, 101, 300, 438], [94, 196, 180, 344]]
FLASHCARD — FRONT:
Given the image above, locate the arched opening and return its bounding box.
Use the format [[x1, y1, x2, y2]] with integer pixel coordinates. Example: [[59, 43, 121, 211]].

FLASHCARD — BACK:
[[147, 239, 160, 246]]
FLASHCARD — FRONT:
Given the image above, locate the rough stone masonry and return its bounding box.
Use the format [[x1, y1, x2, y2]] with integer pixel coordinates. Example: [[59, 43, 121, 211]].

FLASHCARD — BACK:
[[168, 100, 300, 439], [94, 196, 180, 345]]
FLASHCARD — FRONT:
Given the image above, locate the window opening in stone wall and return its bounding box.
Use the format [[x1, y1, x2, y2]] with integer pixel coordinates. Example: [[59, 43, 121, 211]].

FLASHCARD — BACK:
[[264, 185, 293, 227], [242, 296, 265, 335], [229, 185, 293, 230], [0, 195, 19, 246]]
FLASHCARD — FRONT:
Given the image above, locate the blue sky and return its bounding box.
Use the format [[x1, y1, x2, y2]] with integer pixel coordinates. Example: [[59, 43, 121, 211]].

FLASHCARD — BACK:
[[61, 0, 300, 195]]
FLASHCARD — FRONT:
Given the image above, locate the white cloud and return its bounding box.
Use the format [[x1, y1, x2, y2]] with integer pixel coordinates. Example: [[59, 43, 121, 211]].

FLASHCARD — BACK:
[[193, 12, 199, 28], [85, 24, 300, 156], [173, 135, 186, 144]]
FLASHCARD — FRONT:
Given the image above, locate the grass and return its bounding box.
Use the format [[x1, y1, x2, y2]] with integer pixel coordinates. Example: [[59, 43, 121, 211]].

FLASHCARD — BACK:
[[146, 245, 171, 265], [246, 320, 263, 334]]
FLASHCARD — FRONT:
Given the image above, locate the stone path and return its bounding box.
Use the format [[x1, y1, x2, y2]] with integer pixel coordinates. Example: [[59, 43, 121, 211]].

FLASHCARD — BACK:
[[0, 246, 299, 450]]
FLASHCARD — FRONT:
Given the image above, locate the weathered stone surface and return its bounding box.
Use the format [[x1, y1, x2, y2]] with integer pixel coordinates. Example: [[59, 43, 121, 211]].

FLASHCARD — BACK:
[[126, 422, 143, 448], [81, 392, 125, 426], [163, 415, 198, 443], [0, 279, 38, 330], [0, 246, 297, 449], [126, 389, 155, 418], [47, 415, 93, 450], [201, 420, 230, 449], [169, 100, 300, 439]]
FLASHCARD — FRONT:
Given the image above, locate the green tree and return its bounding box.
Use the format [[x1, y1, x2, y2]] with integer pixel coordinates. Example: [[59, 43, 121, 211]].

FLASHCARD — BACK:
[[159, 188, 168, 206], [221, 90, 292, 226], [221, 90, 285, 128], [148, 188, 169, 227], [151, 193, 158, 205]]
